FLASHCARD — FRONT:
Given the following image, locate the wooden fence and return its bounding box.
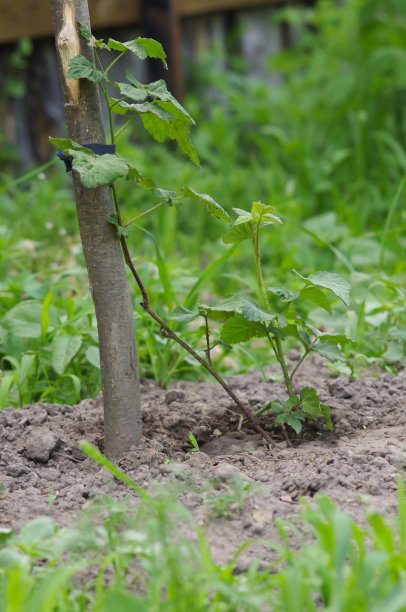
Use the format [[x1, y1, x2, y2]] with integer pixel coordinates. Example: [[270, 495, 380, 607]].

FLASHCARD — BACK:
[[0, 0, 304, 165]]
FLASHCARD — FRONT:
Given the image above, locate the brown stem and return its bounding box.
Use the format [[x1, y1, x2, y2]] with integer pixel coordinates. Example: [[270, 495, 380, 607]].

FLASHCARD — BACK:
[[204, 314, 213, 368], [121, 235, 275, 447]]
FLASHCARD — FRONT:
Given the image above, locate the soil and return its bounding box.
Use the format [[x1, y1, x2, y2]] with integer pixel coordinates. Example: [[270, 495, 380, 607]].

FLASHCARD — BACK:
[[1, 353, 406, 570]]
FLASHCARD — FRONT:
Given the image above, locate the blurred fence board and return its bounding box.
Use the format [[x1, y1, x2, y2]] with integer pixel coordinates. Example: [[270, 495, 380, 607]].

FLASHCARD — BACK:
[[0, 0, 288, 44]]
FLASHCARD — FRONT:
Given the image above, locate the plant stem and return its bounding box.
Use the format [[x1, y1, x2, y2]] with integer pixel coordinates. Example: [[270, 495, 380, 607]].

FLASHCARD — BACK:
[[289, 349, 311, 383], [115, 113, 138, 140], [105, 51, 126, 76], [252, 226, 271, 313], [119, 234, 275, 447], [123, 202, 165, 228], [204, 314, 213, 368], [252, 224, 294, 399]]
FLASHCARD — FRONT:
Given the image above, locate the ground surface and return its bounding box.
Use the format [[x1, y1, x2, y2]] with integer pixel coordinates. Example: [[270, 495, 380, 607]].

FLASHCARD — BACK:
[[1, 355, 405, 570]]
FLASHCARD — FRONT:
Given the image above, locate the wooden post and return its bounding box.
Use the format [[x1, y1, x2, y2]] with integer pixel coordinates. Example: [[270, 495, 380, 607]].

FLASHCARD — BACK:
[[50, 0, 142, 456], [141, 0, 184, 101]]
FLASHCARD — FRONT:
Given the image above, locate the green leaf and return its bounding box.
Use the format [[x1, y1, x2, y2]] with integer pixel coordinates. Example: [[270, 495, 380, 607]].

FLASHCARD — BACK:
[[52, 335, 82, 376], [18, 354, 36, 386], [140, 100, 199, 165], [67, 55, 104, 82], [281, 412, 304, 434], [223, 219, 253, 244], [220, 315, 267, 344], [240, 297, 278, 323], [2, 301, 42, 338], [270, 399, 284, 414], [102, 588, 149, 612], [300, 387, 321, 419], [293, 270, 351, 308], [0, 375, 14, 410], [126, 166, 155, 190], [284, 395, 300, 410], [320, 404, 332, 430], [155, 187, 177, 204], [78, 21, 109, 49], [170, 306, 198, 323], [48, 137, 90, 154], [202, 294, 245, 320], [78, 21, 93, 41], [312, 339, 347, 362], [69, 151, 129, 188], [113, 83, 148, 102], [86, 346, 100, 369], [299, 286, 332, 314], [267, 287, 300, 302], [181, 187, 229, 223], [41, 290, 53, 340], [108, 213, 129, 237], [108, 37, 167, 68]]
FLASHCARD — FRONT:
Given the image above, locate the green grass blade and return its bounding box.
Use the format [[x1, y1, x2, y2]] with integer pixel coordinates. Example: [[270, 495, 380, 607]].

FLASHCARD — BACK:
[[78, 441, 149, 500], [184, 244, 239, 309], [379, 178, 404, 267]]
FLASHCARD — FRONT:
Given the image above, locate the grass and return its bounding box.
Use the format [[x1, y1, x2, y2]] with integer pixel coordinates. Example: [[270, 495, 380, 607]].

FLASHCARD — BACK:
[[1, 443, 406, 610], [0, 0, 404, 402]]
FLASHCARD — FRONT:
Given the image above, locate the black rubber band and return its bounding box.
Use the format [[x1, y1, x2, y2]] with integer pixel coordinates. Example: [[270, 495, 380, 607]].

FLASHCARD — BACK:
[[56, 143, 116, 173]]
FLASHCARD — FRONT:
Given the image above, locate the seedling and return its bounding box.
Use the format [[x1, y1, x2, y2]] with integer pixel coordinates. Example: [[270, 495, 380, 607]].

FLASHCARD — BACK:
[[171, 202, 353, 441], [50, 23, 353, 446], [50, 22, 275, 447], [204, 476, 253, 519], [185, 431, 200, 457]]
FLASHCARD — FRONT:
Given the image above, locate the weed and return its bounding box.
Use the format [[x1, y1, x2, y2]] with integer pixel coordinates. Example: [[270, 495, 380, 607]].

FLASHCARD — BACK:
[[204, 476, 253, 519]]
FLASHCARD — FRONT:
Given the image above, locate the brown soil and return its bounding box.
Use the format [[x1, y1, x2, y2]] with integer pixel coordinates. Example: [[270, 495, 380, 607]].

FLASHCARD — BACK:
[[1, 354, 405, 570]]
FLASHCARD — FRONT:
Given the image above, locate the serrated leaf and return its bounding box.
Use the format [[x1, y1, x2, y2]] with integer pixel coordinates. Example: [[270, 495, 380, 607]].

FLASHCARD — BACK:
[[108, 38, 167, 67], [67, 55, 104, 83], [69, 151, 129, 188], [181, 187, 229, 223], [298, 330, 312, 346], [267, 287, 300, 302], [170, 306, 198, 323], [299, 286, 332, 314], [320, 404, 332, 430], [52, 335, 82, 376], [156, 188, 177, 204], [270, 400, 284, 415], [126, 166, 156, 190], [78, 21, 93, 41], [202, 295, 245, 320], [284, 396, 300, 410], [140, 100, 199, 165], [49, 137, 90, 154], [283, 412, 304, 434], [293, 270, 351, 308], [107, 214, 128, 237], [312, 340, 347, 362], [112, 99, 173, 121], [300, 387, 321, 419], [78, 21, 109, 49], [223, 219, 253, 244], [114, 83, 148, 102], [220, 315, 267, 344], [240, 298, 277, 323]]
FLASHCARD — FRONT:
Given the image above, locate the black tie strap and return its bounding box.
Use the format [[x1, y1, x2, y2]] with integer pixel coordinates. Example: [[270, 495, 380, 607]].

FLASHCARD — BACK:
[[56, 143, 116, 173]]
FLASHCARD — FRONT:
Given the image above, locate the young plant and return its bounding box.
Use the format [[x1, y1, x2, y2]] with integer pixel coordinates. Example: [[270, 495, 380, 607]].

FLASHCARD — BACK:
[[50, 21, 275, 447], [171, 202, 352, 441]]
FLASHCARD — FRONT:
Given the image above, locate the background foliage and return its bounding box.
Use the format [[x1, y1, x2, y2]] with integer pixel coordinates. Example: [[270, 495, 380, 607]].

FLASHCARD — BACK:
[[0, 0, 405, 406]]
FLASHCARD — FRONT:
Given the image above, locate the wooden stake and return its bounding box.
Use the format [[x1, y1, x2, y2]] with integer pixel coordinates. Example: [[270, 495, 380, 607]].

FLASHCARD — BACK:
[[50, 0, 142, 456]]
